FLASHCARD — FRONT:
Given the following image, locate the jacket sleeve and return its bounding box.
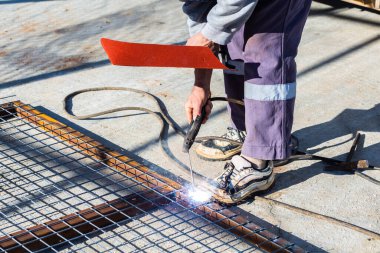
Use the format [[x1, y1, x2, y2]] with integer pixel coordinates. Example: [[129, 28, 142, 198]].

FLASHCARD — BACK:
[[182, 0, 259, 45], [182, 1, 216, 38]]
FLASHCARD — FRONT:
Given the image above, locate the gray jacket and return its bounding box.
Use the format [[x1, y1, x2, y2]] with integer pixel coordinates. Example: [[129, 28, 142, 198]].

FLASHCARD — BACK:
[[181, 0, 258, 45]]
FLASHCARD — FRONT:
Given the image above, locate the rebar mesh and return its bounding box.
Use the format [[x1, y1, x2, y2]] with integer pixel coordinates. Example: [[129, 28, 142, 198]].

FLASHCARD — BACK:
[[0, 98, 300, 253]]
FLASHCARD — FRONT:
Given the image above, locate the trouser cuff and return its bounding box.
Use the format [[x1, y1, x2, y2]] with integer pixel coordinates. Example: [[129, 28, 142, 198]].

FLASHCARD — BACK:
[[241, 143, 290, 160]]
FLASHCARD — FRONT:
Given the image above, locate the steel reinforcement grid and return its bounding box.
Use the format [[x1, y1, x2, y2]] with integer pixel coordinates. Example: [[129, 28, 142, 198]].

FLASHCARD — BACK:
[[0, 98, 304, 253]]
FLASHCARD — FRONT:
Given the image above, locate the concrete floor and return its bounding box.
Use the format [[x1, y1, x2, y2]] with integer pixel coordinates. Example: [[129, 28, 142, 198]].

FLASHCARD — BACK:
[[1, 0, 379, 252]]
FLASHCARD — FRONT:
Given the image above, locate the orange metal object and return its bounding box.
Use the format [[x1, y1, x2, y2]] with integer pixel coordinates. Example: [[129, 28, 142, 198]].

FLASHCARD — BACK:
[[100, 38, 229, 69]]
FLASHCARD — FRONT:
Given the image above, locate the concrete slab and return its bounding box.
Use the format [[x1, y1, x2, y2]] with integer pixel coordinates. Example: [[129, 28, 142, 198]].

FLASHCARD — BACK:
[[1, 0, 379, 252]]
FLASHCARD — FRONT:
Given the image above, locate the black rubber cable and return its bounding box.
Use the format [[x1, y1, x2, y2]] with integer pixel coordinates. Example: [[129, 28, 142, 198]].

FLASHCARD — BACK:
[[62, 87, 243, 188], [63, 87, 244, 143], [63, 87, 379, 185]]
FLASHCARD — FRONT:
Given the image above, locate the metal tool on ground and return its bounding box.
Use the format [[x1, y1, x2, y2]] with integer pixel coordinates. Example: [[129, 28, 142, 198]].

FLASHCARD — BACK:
[[284, 134, 376, 168], [182, 104, 207, 189], [323, 132, 380, 186], [325, 160, 369, 172]]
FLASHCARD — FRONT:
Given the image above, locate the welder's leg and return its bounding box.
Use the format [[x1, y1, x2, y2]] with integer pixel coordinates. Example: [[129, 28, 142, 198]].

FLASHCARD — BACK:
[[241, 0, 312, 160], [224, 69, 245, 131], [223, 27, 246, 131]]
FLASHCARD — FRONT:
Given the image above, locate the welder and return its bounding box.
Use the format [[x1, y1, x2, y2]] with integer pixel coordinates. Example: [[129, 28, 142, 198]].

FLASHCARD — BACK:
[[181, 0, 312, 202]]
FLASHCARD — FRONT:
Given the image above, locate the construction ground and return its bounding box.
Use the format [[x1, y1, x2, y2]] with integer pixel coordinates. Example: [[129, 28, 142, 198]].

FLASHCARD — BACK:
[[0, 0, 379, 252]]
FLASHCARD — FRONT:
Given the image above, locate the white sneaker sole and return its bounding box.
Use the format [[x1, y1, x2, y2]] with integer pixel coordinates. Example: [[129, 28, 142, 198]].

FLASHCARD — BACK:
[[211, 173, 275, 205], [195, 145, 241, 161], [230, 173, 275, 202]]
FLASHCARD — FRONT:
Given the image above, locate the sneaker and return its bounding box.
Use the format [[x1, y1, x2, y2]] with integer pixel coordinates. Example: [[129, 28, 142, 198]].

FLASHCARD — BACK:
[[213, 155, 274, 204], [195, 127, 246, 161]]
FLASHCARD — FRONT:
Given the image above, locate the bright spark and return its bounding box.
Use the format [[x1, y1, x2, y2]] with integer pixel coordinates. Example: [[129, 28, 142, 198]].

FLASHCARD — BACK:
[[188, 187, 213, 203]]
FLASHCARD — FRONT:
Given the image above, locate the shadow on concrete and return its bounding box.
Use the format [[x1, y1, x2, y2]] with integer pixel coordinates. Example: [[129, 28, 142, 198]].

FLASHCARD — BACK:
[[0, 0, 377, 91], [0, 34, 182, 91], [294, 104, 380, 157], [1, 0, 377, 91], [0, 59, 110, 90], [298, 34, 380, 78], [265, 104, 380, 193], [0, 0, 187, 89]]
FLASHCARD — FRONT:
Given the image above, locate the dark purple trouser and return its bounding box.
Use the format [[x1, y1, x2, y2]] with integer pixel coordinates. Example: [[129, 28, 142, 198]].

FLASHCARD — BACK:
[[224, 0, 311, 160]]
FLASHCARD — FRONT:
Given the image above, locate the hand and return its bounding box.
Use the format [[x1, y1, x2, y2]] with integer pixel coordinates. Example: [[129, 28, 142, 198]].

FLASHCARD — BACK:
[[185, 86, 213, 124], [186, 32, 219, 54]]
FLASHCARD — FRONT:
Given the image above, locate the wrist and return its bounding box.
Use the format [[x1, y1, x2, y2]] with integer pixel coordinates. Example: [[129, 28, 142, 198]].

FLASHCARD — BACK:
[[192, 85, 210, 92], [191, 86, 211, 101], [193, 83, 211, 92]]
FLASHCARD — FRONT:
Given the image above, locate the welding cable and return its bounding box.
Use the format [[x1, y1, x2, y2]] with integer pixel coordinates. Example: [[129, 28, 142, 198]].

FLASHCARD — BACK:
[[63, 88, 380, 181], [63, 87, 380, 185], [62, 87, 243, 143], [62, 88, 314, 170], [62, 87, 243, 186]]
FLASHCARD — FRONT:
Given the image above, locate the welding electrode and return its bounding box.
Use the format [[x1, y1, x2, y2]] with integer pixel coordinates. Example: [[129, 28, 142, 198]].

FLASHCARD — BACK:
[[182, 104, 207, 187]]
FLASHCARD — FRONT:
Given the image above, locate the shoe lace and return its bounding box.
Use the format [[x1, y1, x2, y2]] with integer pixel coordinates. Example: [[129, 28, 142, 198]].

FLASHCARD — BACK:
[[216, 162, 235, 189], [237, 130, 247, 142], [222, 127, 246, 142], [232, 167, 271, 186], [222, 127, 235, 139]]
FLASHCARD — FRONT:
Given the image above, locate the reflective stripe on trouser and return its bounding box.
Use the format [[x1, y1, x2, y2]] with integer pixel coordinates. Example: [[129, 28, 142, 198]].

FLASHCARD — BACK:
[[224, 0, 311, 160]]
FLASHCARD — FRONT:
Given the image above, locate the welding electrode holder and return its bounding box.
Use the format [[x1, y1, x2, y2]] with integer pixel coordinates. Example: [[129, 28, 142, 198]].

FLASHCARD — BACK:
[[220, 46, 236, 70], [182, 104, 207, 153]]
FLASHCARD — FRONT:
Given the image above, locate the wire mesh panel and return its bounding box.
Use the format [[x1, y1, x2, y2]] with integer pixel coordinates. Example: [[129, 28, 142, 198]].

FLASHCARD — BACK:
[[60, 203, 258, 253], [0, 98, 303, 253]]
